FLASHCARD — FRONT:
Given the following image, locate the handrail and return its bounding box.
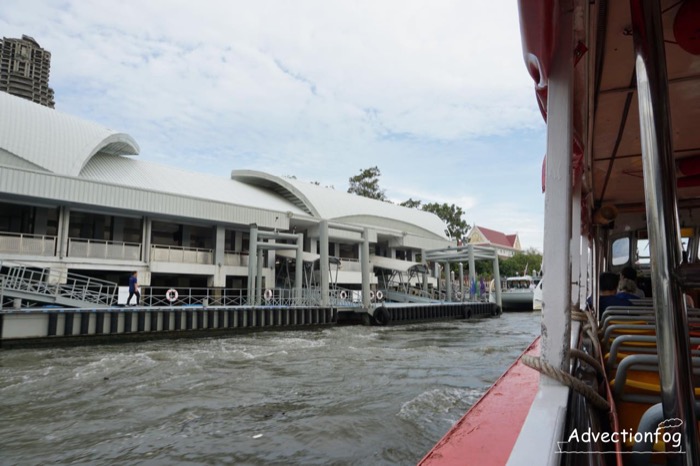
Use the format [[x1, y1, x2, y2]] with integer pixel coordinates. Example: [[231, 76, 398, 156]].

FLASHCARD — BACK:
[[150, 244, 214, 264], [0, 260, 118, 306], [68, 237, 142, 260], [0, 231, 57, 256]]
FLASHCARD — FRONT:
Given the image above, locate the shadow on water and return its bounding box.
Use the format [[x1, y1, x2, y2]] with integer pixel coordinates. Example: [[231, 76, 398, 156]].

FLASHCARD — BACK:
[[0, 313, 540, 465]]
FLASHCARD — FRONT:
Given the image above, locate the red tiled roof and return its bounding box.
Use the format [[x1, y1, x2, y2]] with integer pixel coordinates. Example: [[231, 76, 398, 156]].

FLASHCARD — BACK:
[[475, 226, 517, 248]]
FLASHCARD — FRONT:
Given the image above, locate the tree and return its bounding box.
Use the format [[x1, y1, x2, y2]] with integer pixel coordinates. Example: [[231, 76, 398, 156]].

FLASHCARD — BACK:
[[347, 166, 387, 201], [498, 248, 543, 277], [400, 198, 422, 209], [421, 202, 470, 241]]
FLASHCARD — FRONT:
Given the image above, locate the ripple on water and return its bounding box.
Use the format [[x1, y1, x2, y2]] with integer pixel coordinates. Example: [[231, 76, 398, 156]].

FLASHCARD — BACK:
[[0, 313, 541, 466]]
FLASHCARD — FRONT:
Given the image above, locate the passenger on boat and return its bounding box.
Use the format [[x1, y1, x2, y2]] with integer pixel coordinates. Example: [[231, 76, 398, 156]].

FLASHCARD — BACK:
[[619, 266, 645, 298], [587, 272, 635, 315]]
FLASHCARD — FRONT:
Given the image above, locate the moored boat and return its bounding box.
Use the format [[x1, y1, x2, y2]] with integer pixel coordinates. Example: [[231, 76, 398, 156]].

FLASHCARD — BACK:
[[500, 275, 537, 311]]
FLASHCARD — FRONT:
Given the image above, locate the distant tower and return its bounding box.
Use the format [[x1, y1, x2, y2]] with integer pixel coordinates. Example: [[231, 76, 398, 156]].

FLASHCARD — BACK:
[[0, 35, 55, 108]]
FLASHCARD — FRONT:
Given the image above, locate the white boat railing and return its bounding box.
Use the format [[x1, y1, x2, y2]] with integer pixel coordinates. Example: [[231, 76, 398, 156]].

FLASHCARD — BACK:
[[150, 244, 213, 264], [0, 232, 56, 256], [68, 238, 142, 261]]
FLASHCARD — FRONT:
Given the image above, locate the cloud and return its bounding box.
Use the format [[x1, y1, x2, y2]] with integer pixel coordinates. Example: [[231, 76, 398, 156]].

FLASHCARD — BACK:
[[0, 0, 545, 249]]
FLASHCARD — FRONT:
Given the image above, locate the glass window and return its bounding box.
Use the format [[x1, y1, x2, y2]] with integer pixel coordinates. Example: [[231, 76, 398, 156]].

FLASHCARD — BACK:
[[611, 237, 630, 266], [636, 239, 651, 265]]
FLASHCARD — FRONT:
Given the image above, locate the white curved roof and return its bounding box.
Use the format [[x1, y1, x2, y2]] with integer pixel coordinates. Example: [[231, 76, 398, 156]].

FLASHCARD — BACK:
[[232, 170, 449, 240], [0, 91, 139, 176], [80, 155, 309, 215]]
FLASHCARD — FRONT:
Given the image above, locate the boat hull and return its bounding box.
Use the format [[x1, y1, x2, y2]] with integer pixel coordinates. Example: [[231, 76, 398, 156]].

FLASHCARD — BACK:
[[500, 290, 534, 311]]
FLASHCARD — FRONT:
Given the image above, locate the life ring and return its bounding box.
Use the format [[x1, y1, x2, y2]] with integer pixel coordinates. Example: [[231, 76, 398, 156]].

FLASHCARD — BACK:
[[376, 290, 384, 301], [264, 289, 273, 300], [369, 290, 375, 301], [374, 306, 391, 326], [339, 290, 348, 300], [166, 288, 178, 302]]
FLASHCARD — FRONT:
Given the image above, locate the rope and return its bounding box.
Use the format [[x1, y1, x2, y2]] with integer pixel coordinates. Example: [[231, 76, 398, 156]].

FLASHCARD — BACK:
[[572, 307, 602, 358], [522, 354, 610, 411], [569, 348, 605, 377]]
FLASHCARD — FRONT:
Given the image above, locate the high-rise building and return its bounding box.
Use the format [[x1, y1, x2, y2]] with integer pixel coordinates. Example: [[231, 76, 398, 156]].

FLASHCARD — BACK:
[[0, 35, 55, 108]]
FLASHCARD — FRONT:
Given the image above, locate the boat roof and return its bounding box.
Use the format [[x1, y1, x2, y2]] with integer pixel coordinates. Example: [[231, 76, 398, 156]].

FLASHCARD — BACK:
[[506, 275, 533, 281], [520, 1, 700, 224]]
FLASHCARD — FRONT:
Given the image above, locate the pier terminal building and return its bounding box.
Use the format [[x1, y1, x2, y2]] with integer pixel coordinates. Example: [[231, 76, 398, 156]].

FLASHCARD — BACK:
[[0, 91, 453, 298]]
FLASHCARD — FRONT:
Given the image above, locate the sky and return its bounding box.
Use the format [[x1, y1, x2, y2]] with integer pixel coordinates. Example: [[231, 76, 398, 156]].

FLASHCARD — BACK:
[[1, 0, 547, 250]]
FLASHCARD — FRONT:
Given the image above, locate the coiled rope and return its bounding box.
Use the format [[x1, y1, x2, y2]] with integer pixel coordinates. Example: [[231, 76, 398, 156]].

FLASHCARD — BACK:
[[522, 306, 610, 411]]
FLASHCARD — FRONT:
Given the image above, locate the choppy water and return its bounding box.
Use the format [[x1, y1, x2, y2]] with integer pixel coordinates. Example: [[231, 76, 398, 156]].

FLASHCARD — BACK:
[[1, 313, 540, 466]]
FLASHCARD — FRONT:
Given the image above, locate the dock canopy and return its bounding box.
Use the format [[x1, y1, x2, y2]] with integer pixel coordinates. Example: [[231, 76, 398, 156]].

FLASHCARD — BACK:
[[370, 255, 419, 272], [275, 249, 320, 263]]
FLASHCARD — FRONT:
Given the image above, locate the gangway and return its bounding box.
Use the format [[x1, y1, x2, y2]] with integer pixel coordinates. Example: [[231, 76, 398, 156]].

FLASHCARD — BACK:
[[0, 261, 118, 308]]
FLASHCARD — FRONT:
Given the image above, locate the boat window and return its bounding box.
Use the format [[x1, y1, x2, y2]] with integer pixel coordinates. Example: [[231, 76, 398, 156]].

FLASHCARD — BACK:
[[636, 239, 650, 265], [611, 237, 630, 266]]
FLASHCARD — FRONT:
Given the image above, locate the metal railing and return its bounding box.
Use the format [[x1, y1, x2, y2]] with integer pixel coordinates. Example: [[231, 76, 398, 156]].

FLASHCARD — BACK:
[[0, 232, 56, 256], [143, 286, 247, 307], [142, 286, 351, 307], [0, 260, 118, 306], [150, 244, 213, 264], [68, 238, 142, 261]]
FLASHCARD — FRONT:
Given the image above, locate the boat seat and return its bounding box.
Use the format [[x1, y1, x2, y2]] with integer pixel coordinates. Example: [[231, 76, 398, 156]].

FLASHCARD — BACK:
[[605, 335, 700, 371], [628, 402, 700, 466], [609, 354, 700, 436]]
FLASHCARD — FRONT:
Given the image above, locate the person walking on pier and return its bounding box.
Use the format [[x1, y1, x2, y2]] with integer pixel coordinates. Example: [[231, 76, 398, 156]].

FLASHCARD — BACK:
[[127, 271, 140, 306]]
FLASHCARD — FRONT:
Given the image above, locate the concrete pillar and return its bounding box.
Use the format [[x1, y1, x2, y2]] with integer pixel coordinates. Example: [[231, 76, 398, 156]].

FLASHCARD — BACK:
[[319, 220, 330, 307], [422, 250, 429, 292], [295, 233, 304, 304], [459, 263, 464, 302], [57, 206, 70, 258], [212, 226, 226, 287], [390, 248, 397, 259], [214, 226, 225, 267], [361, 228, 371, 309], [247, 225, 258, 305], [256, 249, 263, 304], [445, 262, 451, 302], [267, 239, 276, 268], [142, 217, 151, 263], [493, 255, 502, 308], [468, 244, 476, 296]]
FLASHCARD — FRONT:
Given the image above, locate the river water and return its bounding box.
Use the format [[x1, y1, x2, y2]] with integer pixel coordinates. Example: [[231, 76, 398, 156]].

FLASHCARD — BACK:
[[1, 312, 540, 466]]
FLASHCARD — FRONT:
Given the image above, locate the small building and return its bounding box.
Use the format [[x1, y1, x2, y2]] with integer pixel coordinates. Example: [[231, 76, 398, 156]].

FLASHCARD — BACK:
[[467, 225, 521, 259]]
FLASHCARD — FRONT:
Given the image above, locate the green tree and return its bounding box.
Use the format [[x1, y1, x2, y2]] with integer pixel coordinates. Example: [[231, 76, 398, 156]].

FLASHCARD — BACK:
[[347, 166, 387, 201], [421, 202, 470, 241], [400, 198, 422, 209], [499, 248, 543, 277]]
